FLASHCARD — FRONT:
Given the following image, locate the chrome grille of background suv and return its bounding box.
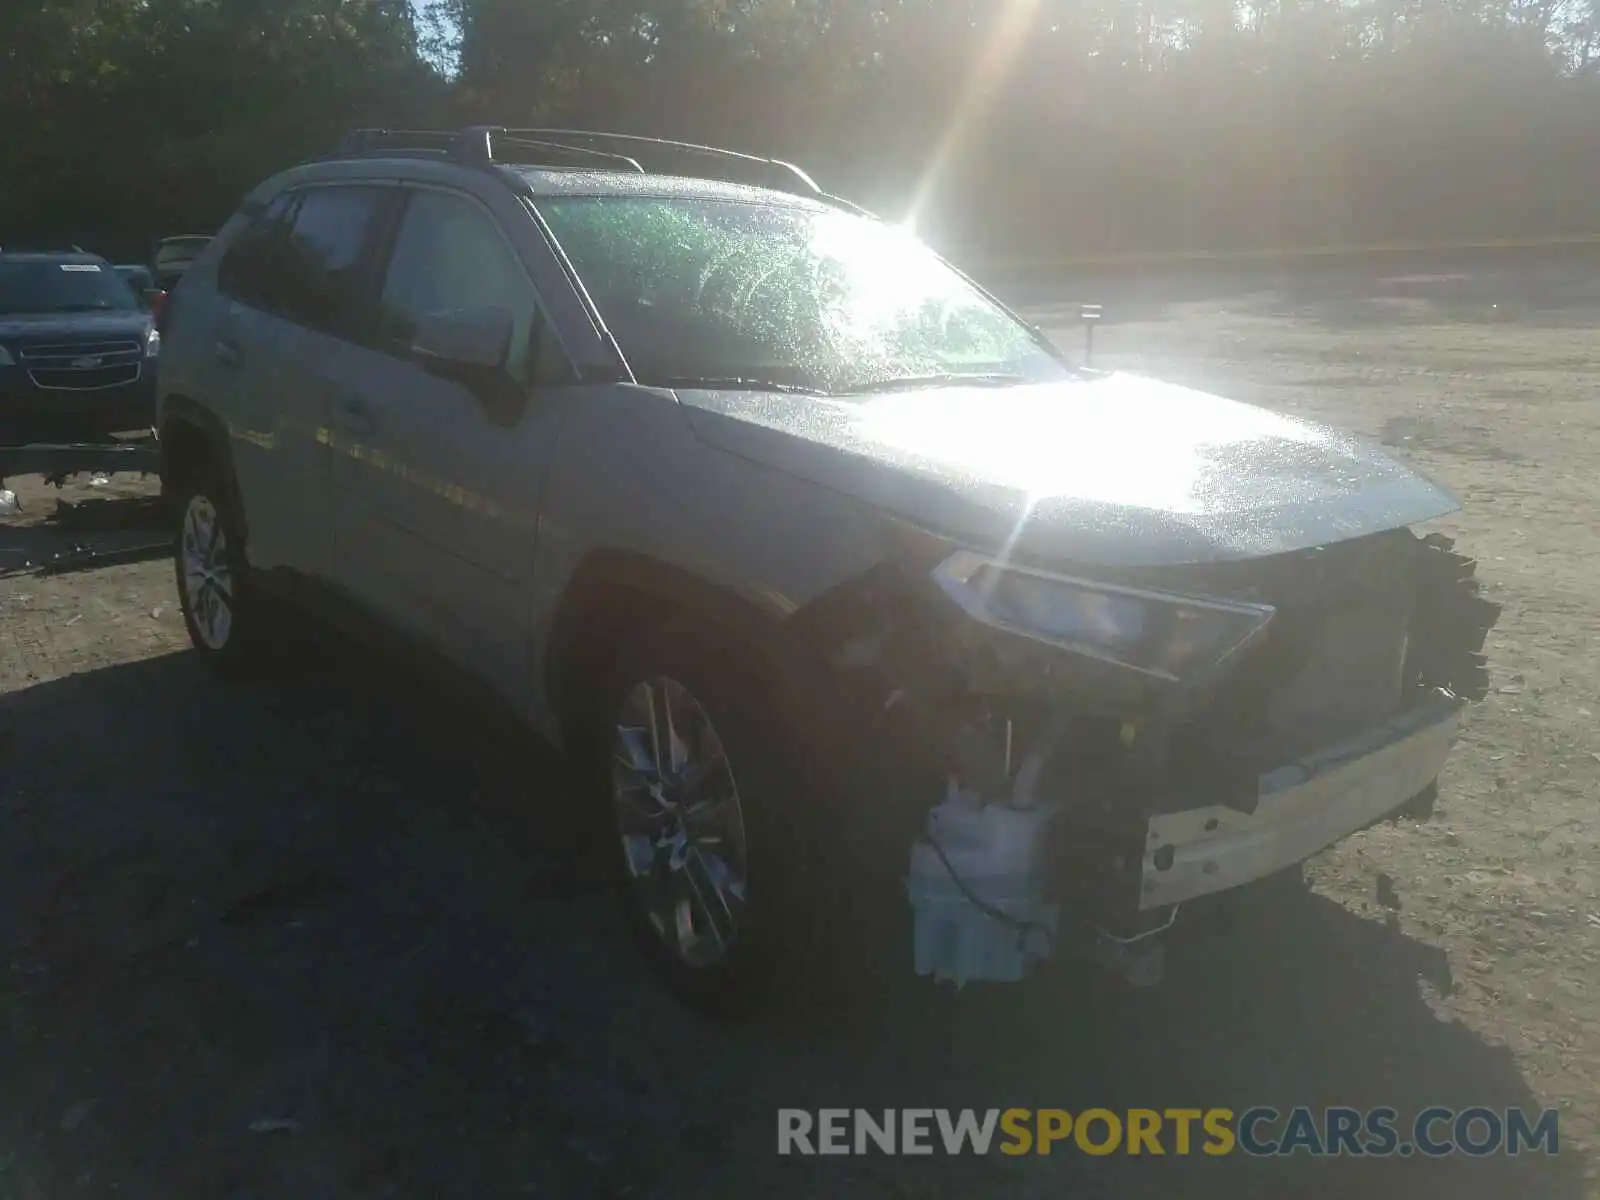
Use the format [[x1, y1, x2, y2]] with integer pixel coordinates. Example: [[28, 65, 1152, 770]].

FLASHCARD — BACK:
[[17, 339, 143, 390]]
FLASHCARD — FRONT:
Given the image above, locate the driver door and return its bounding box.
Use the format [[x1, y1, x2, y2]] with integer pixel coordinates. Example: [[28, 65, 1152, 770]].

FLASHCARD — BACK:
[[330, 184, 573, 700]]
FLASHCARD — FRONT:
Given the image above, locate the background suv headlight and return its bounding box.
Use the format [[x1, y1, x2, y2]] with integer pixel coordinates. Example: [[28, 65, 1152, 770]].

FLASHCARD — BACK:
[[144, 328, 161, 358], [933, 549, 1275, 683], [0, 345, 13, 367]]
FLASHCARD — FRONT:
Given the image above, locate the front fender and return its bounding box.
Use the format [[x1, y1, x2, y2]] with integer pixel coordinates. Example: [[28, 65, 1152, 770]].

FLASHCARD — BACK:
[[527, 383, 888, 744]]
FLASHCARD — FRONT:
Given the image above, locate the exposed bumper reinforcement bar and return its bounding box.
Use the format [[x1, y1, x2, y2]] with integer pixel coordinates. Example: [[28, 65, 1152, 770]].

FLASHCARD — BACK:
[[1138, 693, 1462, 910]]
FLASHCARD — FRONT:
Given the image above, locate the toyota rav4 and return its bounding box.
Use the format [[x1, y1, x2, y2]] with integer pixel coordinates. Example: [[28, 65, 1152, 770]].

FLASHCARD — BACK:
[[156, 127, 1500, 1014]]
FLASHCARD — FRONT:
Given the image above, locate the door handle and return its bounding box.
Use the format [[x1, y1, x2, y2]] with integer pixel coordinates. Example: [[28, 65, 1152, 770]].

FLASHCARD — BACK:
[[213, 337, 242, 368]]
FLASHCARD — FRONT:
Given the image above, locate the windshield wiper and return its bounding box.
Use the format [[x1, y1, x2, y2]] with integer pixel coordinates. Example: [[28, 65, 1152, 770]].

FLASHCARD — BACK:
[[649, 374, 829, 396], [836, 371, 1031, 395]]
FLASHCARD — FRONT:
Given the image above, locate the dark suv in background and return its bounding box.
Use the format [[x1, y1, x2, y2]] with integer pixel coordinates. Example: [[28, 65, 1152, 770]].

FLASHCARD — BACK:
[[0, 251, 160, 445]]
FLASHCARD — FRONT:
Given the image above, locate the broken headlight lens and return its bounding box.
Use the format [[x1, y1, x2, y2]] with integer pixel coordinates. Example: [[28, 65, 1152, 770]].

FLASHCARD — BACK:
[[932, 549, 1275, 683]]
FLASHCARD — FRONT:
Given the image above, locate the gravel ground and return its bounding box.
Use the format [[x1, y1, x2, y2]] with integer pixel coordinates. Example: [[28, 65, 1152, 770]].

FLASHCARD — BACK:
[[1, 254, 1596, 1197]]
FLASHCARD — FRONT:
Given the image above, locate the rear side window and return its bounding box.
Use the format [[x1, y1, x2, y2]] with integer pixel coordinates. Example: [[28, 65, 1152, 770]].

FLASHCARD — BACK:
[[217, 192, 297, 309], [275, 186, 389, 336]]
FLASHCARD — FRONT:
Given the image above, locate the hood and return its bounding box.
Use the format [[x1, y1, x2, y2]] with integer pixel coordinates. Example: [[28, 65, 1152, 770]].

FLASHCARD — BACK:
[[0, 311, 152, 344], [675, 373, 1460, 568]]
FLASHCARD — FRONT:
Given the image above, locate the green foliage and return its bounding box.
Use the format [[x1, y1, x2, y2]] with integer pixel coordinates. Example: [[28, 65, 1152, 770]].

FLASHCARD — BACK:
[[442, 0, 1600, 258], [2, 0, 1597, 259], [0, 0, 444, 257]]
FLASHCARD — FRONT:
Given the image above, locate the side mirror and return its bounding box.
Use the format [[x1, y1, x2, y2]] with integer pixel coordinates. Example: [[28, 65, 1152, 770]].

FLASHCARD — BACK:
[[411, 306, 526, 422], [411, 306, 513, 379]]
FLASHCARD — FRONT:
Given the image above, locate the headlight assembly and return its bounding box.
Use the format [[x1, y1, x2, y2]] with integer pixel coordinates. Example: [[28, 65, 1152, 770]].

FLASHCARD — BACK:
[[932, 549, 1275, 684], [0, 345, 13, 367]]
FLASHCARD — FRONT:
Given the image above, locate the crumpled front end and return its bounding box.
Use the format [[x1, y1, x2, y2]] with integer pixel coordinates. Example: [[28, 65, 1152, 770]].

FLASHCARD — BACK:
[[786, 524, 1501, 987]]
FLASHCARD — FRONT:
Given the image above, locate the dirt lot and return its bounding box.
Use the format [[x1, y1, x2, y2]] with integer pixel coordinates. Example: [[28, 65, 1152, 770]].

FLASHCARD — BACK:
[[2, 253, 1597, 1198]]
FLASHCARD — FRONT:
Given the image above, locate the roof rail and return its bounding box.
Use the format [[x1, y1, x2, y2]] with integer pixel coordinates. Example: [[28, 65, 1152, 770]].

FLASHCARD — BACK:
[[329, 126, 824, 198], [503, 129, 823, 196], [333, 128, 457, 158], [331, 127, 645, 174], [462, 126, 646, 173]]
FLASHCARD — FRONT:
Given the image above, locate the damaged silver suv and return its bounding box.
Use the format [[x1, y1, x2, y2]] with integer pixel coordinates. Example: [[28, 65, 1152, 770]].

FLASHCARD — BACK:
[[157, 127, 1500, 1014]]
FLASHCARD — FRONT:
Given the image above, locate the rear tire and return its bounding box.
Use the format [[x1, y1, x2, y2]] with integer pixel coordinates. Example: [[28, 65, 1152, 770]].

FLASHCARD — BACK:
[[172, 472, 264, 677]]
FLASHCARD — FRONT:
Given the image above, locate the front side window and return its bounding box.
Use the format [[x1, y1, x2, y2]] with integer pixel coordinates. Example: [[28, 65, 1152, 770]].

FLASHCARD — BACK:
[[377, 189, 563, 385], [0, 258, 142, 315], [275, 185, 389, 335], [536, 196, 1068, 395]]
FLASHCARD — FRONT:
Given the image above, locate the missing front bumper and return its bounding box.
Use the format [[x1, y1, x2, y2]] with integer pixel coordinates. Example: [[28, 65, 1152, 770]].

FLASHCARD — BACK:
[[1137, 694, 1461, 910]]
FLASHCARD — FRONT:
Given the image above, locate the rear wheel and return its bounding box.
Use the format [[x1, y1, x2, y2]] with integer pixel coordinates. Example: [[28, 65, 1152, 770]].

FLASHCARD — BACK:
[[173, 475, 262, 675]]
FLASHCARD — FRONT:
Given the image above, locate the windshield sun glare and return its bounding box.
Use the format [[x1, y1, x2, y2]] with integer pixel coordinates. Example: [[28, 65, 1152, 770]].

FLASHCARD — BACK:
[[537, 196, 1068, 396]]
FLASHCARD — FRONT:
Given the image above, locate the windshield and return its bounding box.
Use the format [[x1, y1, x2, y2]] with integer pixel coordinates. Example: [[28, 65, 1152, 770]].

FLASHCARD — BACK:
[[0, 259, 142, 315], [537, 196, 1069, 395]]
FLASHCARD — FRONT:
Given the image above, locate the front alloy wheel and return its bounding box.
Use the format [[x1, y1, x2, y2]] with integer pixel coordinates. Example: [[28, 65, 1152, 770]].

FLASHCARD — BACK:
[[610, 676, 750, 969]]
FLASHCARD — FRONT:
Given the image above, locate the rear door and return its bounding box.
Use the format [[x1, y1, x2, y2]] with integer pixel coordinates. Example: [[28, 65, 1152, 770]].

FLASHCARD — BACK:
[[329, 184, 576, 698], [209, 189, 311, 574], [215, 183, 393, 581]]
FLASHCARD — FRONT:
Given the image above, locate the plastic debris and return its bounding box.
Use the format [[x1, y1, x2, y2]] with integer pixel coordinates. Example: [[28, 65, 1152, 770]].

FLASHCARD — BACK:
[[0, 489, 19, 515], [35, 539, 168, 576]]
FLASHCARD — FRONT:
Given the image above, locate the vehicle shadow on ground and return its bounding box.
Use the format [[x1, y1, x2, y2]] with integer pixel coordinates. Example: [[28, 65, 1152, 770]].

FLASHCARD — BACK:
[[0, 648, 1587, 1198]]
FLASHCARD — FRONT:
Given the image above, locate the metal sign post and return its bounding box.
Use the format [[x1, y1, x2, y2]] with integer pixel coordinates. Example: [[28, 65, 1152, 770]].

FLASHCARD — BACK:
[[1081, 303, 1103, 367]]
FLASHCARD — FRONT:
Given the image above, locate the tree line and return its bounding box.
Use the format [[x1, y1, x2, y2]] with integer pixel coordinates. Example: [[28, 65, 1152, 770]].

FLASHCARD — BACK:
[[3, 0, 1597, 264]]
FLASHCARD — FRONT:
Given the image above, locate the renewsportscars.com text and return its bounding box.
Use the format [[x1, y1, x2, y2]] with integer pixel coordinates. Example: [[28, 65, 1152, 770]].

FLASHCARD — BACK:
[[777, 1107, 1560, 1157]]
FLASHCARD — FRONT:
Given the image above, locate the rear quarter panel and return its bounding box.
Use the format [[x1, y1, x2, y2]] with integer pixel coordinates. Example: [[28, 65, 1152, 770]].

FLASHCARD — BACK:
[[154, 212, 248, 429]]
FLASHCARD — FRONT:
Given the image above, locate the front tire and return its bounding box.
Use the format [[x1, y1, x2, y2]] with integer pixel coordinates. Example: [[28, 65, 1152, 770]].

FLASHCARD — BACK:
[[587, 621, 807, 1018]]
